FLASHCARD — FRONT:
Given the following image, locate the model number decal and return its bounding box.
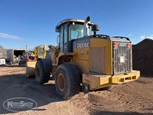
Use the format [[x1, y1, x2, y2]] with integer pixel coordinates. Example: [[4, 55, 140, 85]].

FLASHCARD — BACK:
[[77, 42, 89, 48]]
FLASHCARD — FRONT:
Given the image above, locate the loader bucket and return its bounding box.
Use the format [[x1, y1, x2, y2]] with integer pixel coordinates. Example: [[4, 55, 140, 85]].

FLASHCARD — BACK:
[[25, 61, 37, 77]]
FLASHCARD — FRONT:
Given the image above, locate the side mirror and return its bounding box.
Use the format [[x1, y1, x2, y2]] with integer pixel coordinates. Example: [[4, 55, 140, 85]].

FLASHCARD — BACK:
[[57, 35, 59, 44], [55, 26, 59, 32]]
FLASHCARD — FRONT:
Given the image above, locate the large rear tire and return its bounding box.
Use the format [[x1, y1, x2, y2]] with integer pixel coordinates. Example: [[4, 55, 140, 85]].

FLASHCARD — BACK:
[[55, 64, 80, 100], [35, 60, 50, 84]]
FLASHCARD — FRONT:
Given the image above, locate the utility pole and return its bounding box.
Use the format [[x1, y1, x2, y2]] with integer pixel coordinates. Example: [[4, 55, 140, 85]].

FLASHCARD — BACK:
[[26, 45, 28, 52]]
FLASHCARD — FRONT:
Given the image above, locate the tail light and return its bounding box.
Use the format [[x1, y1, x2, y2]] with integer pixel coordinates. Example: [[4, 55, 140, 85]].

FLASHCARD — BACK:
[[127, 43, 131, 49], [114, 42, 119, 49]]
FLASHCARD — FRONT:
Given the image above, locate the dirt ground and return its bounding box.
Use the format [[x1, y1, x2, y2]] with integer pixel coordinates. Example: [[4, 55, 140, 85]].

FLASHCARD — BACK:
[[0, 66, 153, 115]]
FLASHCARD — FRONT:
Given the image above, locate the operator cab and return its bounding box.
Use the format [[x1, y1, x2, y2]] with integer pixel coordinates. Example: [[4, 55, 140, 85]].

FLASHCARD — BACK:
[[55, 17, 99, 52]]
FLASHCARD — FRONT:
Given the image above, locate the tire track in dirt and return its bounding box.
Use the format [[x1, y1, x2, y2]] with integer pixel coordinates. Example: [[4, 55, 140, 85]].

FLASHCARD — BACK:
[[1, 66, 153, 115], [0, 67, 89, 115]]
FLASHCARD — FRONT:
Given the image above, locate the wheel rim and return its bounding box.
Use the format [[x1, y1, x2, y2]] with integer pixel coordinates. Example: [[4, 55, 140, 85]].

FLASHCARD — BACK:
[[57, 73, 65, 91]]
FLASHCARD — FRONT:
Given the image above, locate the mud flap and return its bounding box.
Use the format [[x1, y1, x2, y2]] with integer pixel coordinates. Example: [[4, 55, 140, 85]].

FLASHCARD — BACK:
[[82, 83, 90, 98]]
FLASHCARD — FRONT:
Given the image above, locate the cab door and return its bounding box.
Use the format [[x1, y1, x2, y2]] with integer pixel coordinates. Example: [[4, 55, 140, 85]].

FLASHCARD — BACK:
[[63, 23, 69, 52], [58, 23, 69, 52], [59, 25, 64, 52]]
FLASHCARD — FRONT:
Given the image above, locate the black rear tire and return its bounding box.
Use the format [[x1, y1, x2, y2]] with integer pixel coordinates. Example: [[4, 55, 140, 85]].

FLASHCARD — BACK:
[[19, 61, 21, 66], [35, 60, 50, 84], [55, 64, 80, 100]]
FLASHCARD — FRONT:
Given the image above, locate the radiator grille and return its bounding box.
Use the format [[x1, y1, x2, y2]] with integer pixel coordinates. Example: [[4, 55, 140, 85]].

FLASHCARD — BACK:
[[113, 42, 131, 74], [90, 48, 102, 73]]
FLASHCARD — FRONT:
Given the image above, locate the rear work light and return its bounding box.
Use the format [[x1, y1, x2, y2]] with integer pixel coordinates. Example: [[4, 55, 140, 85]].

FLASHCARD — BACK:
[[114, 42, 119, 49], [127, 43, 131, 49]]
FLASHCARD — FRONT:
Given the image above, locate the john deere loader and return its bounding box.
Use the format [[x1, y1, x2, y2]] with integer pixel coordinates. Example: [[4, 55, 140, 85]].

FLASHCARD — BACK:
[[26, 16, 140, 100]]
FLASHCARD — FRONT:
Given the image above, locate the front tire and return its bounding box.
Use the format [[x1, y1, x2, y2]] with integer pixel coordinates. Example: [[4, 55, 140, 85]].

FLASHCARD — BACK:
[[35, 60, 50, 84], [55, 64, 80, 100]]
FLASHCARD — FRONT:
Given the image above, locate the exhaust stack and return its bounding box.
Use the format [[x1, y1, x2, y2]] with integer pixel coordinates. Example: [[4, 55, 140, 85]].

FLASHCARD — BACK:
[[84, 16, 90, 36]]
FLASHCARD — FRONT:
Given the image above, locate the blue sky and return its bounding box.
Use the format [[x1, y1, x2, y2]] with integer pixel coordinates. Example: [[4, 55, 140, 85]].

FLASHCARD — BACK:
[[0, 0, 153, 50]]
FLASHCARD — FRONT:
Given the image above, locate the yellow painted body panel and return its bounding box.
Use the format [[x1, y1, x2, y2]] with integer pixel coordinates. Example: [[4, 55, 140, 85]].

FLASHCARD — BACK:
[[72, 47, 90, 73], [71, 38, 112, 75], [90, 38, 112, 74], [83, 70, 140, 90], [75, 47, 89, 60]]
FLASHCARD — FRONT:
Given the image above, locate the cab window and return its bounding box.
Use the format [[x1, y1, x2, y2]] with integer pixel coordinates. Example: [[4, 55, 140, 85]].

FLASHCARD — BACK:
[[70, 23, 92, 39], [70, 24, 84, 39]]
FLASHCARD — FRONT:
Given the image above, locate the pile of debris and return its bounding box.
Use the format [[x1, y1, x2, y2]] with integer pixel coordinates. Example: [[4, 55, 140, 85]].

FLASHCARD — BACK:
[[132, 38, 153, 76]]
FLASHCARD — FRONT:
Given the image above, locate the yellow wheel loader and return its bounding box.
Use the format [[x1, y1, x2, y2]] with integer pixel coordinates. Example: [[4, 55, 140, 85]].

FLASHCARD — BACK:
[[33, 45, 47, 59], [25, 44, 46, 77], [27, 16, 140, 100]]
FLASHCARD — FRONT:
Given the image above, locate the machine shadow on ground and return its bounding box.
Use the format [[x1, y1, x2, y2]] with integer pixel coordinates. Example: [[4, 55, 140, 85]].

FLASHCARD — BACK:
[[0, 64, 26, 67], [140, 74, 153, 78], [0, 73, 63, 114], [90, 111, 153, 115]]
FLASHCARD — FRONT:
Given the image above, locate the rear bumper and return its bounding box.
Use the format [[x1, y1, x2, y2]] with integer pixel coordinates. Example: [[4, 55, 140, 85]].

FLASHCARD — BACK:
[[82, 70, 140, 90]]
